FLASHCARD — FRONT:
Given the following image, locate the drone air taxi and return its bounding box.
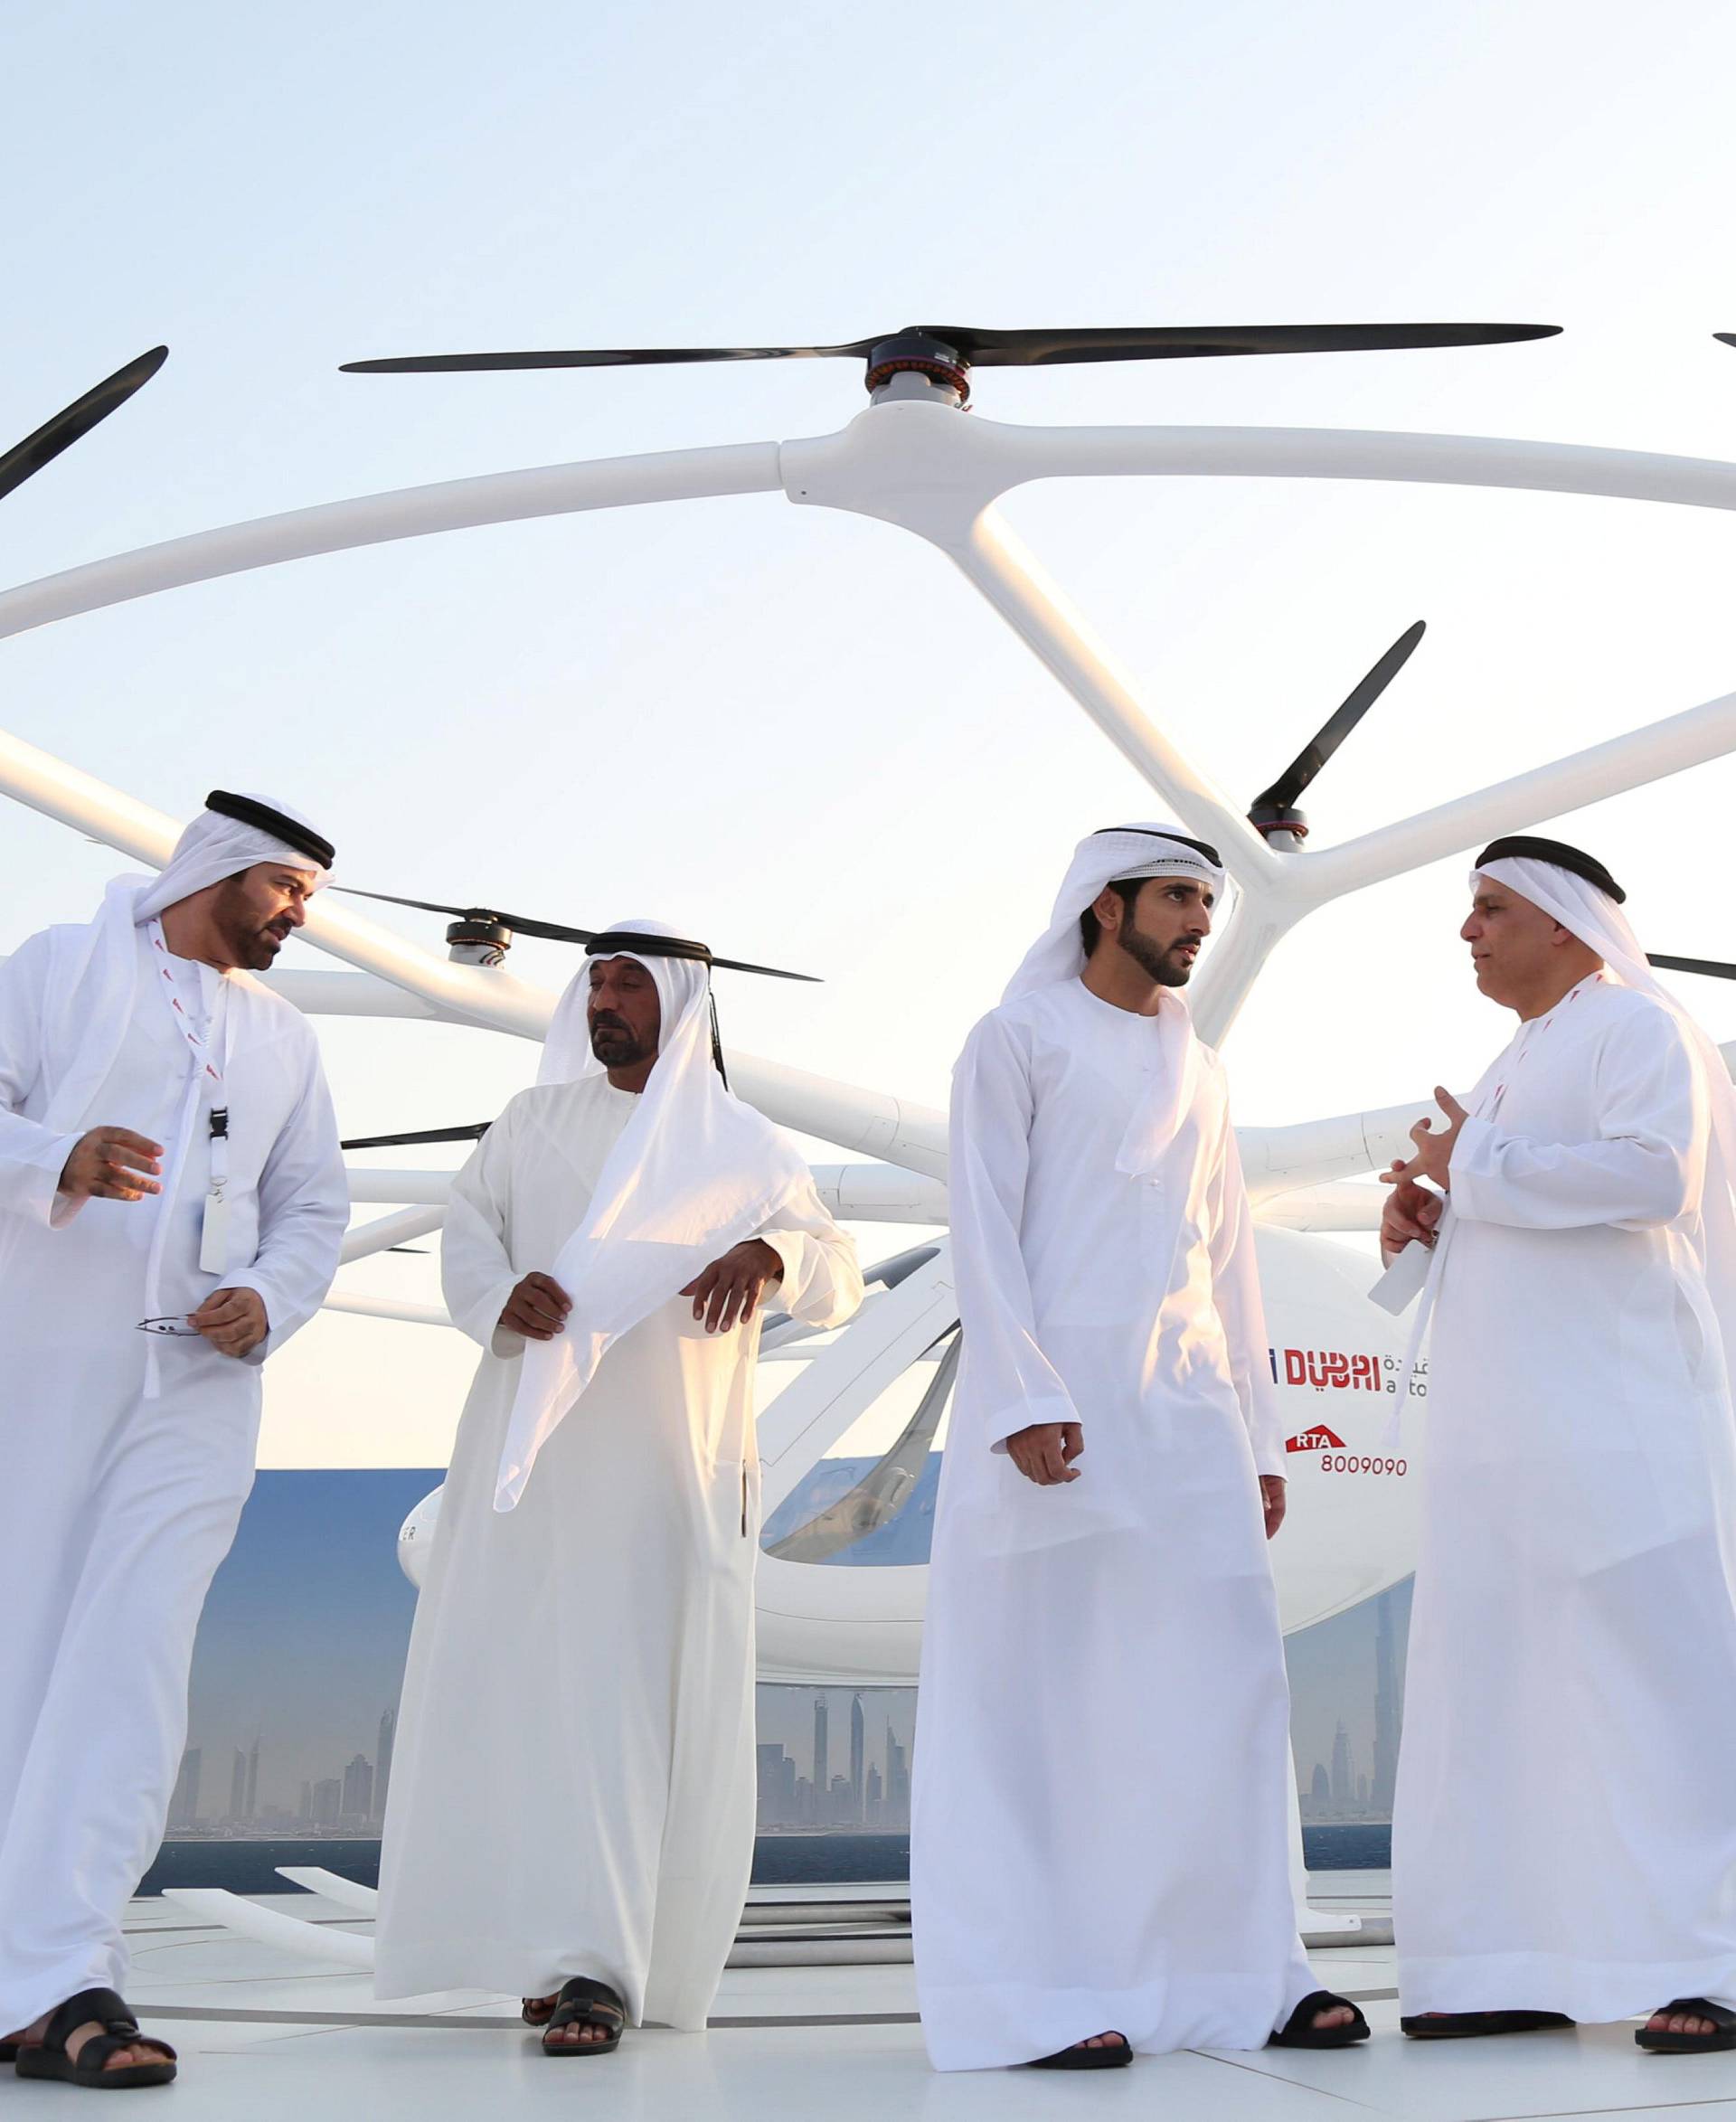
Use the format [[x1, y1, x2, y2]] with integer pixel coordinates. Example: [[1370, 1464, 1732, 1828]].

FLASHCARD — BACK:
[[6, 319, 1736, 1699]]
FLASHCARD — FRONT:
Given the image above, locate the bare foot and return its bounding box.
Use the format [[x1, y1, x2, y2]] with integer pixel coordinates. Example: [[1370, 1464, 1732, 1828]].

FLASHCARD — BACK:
[[1312, 2004, 1356, 2032], [11, 2010, 174, 2075], [543, 2016, 614, 2049], [523, 1994, 558, 2026], [1646, 2007, 1720, 2038], [1070, 2030, 1127, 2053]]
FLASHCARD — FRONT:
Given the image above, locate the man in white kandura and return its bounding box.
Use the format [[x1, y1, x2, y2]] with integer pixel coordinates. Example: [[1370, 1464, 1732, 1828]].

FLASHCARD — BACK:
[[1383, 835, 1736, 2054], [374, 920, 862, 2055], [0, 791, 347, 2091], [912, 825, 1364, 2072]]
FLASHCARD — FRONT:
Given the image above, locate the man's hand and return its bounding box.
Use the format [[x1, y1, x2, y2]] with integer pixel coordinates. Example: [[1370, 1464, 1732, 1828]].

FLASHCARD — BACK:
[[1405, 1086, 1467, 1189], [1260, 1474, 1288, 1541], [59, 1127, 163, 1203], [1379, 1160, 1445, 1258], [499, 1272, 571, 1342], [1005, 1421, 1084, 1486], [680, 1240, 783, 1335], [190, 1287, 269, 1358]]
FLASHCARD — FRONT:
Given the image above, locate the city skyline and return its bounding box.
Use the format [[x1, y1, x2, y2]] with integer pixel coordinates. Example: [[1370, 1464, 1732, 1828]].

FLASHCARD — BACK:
[[167, 1703, 400, 1837], [757, 1693, 913, 1833], [157, 1467, 1417, 1862]]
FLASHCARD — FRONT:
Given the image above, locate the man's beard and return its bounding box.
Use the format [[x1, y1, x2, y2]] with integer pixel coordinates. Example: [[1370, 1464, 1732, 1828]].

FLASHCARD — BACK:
[[1118, 924, 1194, 987], [211, 887, 288, 971], [590, 1015, 653, 1066]]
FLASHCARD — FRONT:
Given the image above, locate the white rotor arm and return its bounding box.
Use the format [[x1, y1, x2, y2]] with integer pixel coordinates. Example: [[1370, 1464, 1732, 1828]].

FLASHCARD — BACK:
[[1254, 1180, 1384, 1233], [345, 1167, 455, 1205], [1245, 1039, 1736, 1199], [322, 1291, 454, 1329], [0, 442, 781, 646], [0, 724, 947, 1170], [1299, 684, 1736, 905], [339, 1204, 445, 1264], [1239, 1099, 1446, 1201]]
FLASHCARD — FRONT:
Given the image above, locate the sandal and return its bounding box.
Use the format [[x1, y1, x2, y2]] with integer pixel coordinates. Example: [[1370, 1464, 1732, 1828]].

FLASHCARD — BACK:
[[541, 1975, 626, 2057], [1635, 1997, 1736, 2052], [1270, 1990, 1371, 2049], [14, 1988, 177, 2088], [1027, 2031, 1131, 2069], [1401, 2009, 1574, 2038]]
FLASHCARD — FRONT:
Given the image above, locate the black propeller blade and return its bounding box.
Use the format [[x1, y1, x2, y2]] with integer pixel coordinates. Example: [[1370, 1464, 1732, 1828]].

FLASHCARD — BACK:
[[1250, 620, 1427, 838], [337, 886, 592, 946], [343, 319, 1560, 391], [342, 1122, 493, 1151], [1647, 954, 1736, 981], [336, 886, 821, 981], [1716, 335, 1736, 349], [0, 345, 168, 505]]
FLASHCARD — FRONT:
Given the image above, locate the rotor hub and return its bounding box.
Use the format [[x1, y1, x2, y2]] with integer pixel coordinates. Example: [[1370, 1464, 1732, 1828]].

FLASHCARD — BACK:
[[1249, 801, 1310, 843], [446, 917, 512, 966], [863, 333, 971, 406]]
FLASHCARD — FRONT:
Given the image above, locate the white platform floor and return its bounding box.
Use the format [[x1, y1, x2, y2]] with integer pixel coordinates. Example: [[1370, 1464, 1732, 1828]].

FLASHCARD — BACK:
[[12, 1875, 1736, 2120]]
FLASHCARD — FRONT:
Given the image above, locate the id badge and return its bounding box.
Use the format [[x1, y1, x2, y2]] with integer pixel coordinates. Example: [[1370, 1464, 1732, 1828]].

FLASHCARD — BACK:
[[1368, 1238, 1430, 1316], [200, 1192, 232, 1276]]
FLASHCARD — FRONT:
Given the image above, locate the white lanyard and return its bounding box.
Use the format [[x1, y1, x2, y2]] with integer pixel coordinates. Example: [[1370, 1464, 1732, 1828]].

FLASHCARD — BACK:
[[140, 922, 237, 1392]]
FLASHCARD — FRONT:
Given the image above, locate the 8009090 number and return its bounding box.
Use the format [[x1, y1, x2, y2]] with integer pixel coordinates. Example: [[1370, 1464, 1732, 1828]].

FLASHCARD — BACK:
[[1318, 1454, 1406, 1476]]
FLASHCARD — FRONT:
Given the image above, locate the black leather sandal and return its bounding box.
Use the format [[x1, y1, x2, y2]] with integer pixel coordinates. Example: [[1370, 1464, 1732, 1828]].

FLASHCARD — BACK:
[[13, 1988, 177, 2088], [1269, 1990, 1372, 2048], [541, 1975, 626, 2056], [1635, 1997, 1736, 2052], [1027, 2031, 1131, 2069], [1401, 2009, 1574, 2038]]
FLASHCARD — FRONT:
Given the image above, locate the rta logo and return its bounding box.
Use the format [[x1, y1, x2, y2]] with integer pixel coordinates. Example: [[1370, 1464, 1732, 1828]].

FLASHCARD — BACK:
[[1286, 1426, 1345, 1454]]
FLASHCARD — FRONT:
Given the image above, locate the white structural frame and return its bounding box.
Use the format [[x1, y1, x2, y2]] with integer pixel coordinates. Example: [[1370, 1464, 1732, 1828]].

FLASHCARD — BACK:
[[8, 392, 1736, 1691], [5, 401, 1736, 1067]]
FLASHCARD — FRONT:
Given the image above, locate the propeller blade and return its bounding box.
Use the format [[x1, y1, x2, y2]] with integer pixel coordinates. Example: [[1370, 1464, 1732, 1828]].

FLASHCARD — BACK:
[[0, 345, 168, 505], [1717, 334, 1736, 349], [343, 322, 1559, 376], [342, 339, 876, 374], [343, 1123, 492, 1150], [1252, 620, 1427, 814], [951, 322, 1561, 365], [335, 888, 821, 980], [1648, 954, 1736, 981], [334, 885, 595, 944]]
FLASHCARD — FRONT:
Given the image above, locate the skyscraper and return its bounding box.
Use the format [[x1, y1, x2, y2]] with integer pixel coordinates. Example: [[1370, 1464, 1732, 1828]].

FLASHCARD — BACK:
[[849, 1693, 865, 1824], [885, 1721, 910, 1828], [376, 1707, 397, 1819], [756, 1742, 788, 1827], [1371, 1579, 1406, 1815], [342, 1753, 374, 1823], [812, 1695, 829, 1804], [243, 1736, 259, 1822], [865, 1762, 883, 1827], [228, 1747, 248, 1822], [1330, 1721, 1354, 1809], [1310, 1761, 1330, 1808], [312, 1777, 342, 1827], [168, 1747, 202, 1830]]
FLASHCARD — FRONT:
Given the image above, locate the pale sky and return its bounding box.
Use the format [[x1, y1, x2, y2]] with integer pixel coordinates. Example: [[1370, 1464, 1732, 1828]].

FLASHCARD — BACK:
[[5, 0, 1736, 1469]]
